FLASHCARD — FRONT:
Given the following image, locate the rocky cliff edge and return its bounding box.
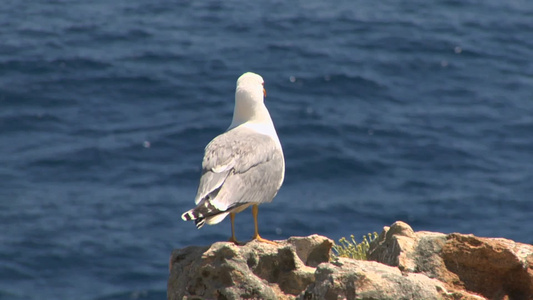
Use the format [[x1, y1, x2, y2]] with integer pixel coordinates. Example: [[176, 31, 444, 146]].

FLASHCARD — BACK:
[[168, 221, 533, 300]]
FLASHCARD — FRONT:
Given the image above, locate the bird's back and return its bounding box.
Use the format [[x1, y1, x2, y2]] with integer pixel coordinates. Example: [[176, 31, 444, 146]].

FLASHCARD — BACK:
[[195, 125, 285, 211]]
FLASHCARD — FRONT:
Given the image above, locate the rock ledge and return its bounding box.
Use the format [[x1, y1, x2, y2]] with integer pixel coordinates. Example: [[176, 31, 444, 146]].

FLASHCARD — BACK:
[[168, 222, 533, 300]]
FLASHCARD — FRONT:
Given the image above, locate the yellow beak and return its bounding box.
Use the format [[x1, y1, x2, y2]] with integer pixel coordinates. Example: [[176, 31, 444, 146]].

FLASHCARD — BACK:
[[263, 87, 267, 98]]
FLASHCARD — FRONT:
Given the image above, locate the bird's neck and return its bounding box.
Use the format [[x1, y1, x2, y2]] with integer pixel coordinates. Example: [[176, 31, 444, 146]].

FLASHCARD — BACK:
[[229, 101, 282, 150], [229, 96, 273, 129], [231, 104, 267, 123]]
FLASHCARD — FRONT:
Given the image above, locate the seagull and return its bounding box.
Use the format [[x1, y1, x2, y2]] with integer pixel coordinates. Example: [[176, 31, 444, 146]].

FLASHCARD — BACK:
[[181, 72, 285, 244]]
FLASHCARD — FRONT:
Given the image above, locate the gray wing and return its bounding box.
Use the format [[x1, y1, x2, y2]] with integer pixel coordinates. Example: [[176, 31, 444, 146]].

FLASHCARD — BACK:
[[194, 127, 285, 212]]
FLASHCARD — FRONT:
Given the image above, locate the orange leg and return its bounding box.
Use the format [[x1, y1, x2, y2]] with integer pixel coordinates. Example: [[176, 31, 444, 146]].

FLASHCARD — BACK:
[[228, 213, 240, 244], [252, 205, 277, 245]]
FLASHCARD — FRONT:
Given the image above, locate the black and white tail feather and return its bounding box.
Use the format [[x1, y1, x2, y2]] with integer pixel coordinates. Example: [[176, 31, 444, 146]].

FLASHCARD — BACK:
[[181, 209, 206, 228], [181, 192, 246, 229], [181, 194, 219, 229]]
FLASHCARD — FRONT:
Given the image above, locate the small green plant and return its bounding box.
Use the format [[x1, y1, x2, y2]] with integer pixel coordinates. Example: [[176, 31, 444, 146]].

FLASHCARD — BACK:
[[332, 232, 379, 260]]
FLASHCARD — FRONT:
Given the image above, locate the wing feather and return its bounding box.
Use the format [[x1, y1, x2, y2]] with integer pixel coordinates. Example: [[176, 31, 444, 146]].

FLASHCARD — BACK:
[[193, 126, 284, 211]]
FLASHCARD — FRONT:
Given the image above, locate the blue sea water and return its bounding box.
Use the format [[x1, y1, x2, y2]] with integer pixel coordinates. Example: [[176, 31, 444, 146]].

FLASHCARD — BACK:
[[1, 0, 533, 299]]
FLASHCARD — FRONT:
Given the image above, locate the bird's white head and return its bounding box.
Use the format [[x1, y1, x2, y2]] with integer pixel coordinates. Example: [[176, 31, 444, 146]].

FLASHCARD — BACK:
[[230, 72, 271, 128], [236, 72, 266, 103]]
